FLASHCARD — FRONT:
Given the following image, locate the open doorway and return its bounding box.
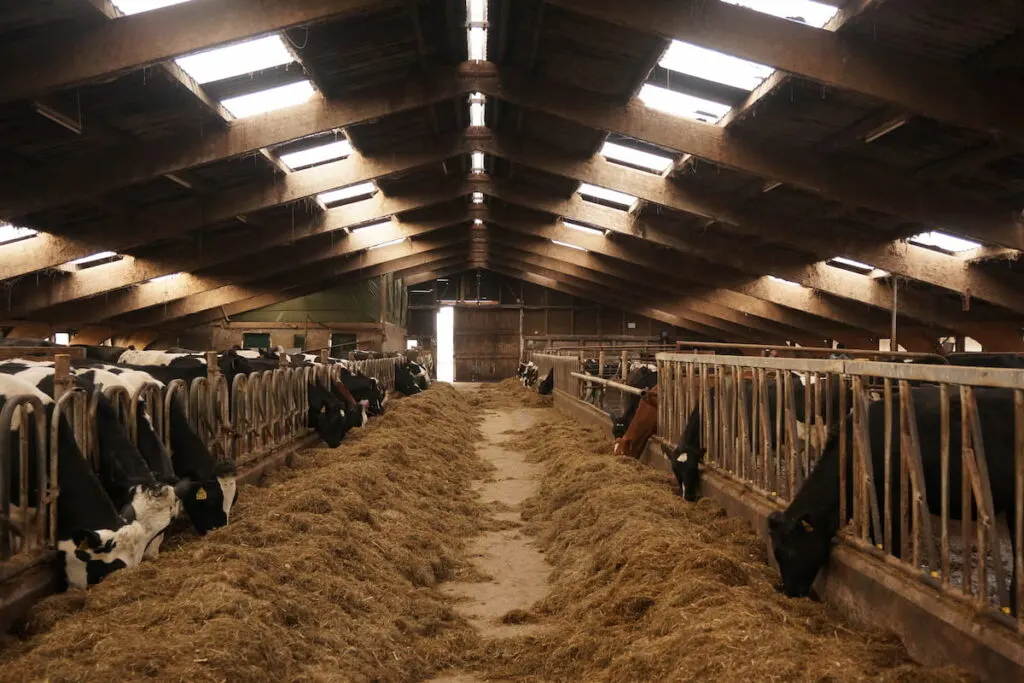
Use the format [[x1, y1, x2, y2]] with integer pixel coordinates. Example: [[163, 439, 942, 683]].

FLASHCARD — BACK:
[[436, 306, 455, 382]]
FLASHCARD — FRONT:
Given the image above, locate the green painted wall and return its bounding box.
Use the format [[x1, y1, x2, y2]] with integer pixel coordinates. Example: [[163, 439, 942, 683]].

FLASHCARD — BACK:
[[232, 277, 405, 324]]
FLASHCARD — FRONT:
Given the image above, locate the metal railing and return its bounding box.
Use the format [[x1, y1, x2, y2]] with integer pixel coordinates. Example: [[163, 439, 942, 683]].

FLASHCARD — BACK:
[[1, 350, 319, 570], [655, 351, 1024, 631]]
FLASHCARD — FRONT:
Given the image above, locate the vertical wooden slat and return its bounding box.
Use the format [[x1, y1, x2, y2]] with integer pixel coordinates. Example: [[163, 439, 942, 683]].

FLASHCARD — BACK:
[[884, 378, 893, 555], [960, 386, 974, 600], [940, 383, 951, 588], [1015, 389, 1024, 631], [838, 375, 848, 528]]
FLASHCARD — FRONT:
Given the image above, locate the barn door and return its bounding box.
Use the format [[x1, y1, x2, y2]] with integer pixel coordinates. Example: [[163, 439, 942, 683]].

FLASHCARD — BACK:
[[454, 308, 520, 381]]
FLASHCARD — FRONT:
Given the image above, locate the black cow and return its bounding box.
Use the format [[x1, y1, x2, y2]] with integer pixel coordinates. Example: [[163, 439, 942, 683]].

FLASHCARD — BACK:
[[306, 381, 365, 447], [768, 385, 1019, 603], [537, 368, 554, 396], [947, 353, 1024, 369], [611, 364, 658, 438]]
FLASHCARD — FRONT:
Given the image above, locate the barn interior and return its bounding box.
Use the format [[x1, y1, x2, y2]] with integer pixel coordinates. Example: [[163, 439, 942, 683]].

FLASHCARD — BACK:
[[2, 1, 1024, 681]]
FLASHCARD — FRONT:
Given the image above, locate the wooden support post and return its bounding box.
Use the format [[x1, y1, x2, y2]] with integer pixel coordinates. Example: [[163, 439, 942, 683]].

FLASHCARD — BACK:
[[52, 354, 72, 402], [319, 349, 329, 365], [621, 350, 628, 380], [206, 351, 219, 381]]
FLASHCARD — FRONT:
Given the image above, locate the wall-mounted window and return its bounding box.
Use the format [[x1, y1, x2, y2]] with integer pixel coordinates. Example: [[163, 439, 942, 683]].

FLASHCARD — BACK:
[[242, 332, 270, 349]]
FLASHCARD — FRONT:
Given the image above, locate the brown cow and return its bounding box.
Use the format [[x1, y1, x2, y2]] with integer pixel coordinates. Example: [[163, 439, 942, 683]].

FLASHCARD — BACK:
[[613, 386, 658, 459]]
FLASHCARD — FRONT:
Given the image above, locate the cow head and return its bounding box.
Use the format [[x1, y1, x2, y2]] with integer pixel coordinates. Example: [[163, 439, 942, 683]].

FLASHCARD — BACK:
[[369, 378, 386, 413], [611, 417, 631, 439], [174, 461, 238, 535], [217, 349, 253, 379], [669, 443, 704, 502], [767, 510, 829, 597]]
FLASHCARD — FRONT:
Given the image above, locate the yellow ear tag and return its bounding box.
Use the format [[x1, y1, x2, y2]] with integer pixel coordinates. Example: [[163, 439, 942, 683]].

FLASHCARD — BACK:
[[800, 520, 814, 533], [195, 487, 208, 501], [1001, 606, 1012, 615], [930, 570, 939, 578]]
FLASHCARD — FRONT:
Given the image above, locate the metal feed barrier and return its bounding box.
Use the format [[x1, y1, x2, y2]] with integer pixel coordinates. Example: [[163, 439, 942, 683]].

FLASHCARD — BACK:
[[655, 351, 1024, 633], [0, 351, 319, 578]]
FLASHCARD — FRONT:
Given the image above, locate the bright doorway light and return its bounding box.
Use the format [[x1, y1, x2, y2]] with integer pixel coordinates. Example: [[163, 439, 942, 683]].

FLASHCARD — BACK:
[[406, 339, 419, 350], [436, 306, 455, 382], [52, 332, 71, 346]]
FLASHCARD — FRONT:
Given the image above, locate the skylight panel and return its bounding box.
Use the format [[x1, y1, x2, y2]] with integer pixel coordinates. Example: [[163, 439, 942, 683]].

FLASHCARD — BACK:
[[578, 183, 637, 210], [368, 237, 406, 251], [175, 35, 295, 85], [351, 220, 391, 233], [52, 332, 71, 346], [472, 192, 484, 204], [552, 240, 588, 252], [768, 275, 801, 287], [221, 80, 315, 119], [0, 224, 37, 246], [828, 256, 874, 274], [638, 84, 731, 123], [147, 273, 181, 284], [110, 0, 192, 15], [469, 92, 486, 127], [721, 0, 839, 29], [909, 231, 982, 254], [659, 41, 773, 92], [278, 140, 353, 171], [318, 181, 377, 206], [68, 251, 119, 267], [563, 220, 604, 237], [472, 151, 485, 173], [600, 141, 673, 173], [468, 27, 488, 60]]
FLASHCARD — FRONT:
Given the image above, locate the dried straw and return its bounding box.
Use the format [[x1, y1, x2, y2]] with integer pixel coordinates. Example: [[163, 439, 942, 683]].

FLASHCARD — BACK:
[[460, 400, 974, 683], [0, 384, 490, 683]]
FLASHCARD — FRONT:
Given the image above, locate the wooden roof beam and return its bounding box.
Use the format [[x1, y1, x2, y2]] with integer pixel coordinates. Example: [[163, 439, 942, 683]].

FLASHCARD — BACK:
[[545, 0, 1024, 147], [113, 237, 469, 328], [27, 211, 469, 326], [5, 181, 472, 316], [483, 262, 720, 341], [482, 197, 966, 334], [0, 66, 482, 219], [489, 237, 822, 345], [477, 133, 1024, 315], [0, 134, 472, 280], [0, 0, 400, 104], [476, 69, 1024, 251], [485, 229, 836, 339]]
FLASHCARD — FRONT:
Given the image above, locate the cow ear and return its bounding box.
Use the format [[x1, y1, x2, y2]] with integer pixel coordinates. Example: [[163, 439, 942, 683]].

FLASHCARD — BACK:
[[797, 514, 815, 533], [766, 511, 786, 533], [70, 528, 102, 550]]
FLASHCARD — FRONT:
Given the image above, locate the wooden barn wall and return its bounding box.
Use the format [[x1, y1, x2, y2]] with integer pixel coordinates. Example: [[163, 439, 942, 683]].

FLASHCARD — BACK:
[[408, 272, 678, 377]]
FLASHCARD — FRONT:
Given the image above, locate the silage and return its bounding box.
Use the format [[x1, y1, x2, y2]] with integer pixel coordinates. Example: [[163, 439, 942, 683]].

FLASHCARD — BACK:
[[462, 400, 973, 683], [470, 378, 552, 410], [0, 384, 490, 683]]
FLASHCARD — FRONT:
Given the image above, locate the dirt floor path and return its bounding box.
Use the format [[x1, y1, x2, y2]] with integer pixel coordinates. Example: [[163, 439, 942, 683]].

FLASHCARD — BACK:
[[431, 406, 549, 683]]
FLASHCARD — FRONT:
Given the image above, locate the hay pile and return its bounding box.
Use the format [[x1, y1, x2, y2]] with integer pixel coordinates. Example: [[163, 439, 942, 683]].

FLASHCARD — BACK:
[[467, 415, 973, 683], [0, 384, 490, 683], [470, 377, 553, 410]]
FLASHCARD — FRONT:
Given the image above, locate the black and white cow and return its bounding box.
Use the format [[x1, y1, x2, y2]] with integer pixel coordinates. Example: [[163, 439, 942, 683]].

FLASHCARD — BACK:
[[767, 385, 1019, 603], [395, 361, 425, 396], [0, 373, 179, 589], [611, 364, 658, 438], [517, 362, 539, 388], [84, 361, 239, 535]]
